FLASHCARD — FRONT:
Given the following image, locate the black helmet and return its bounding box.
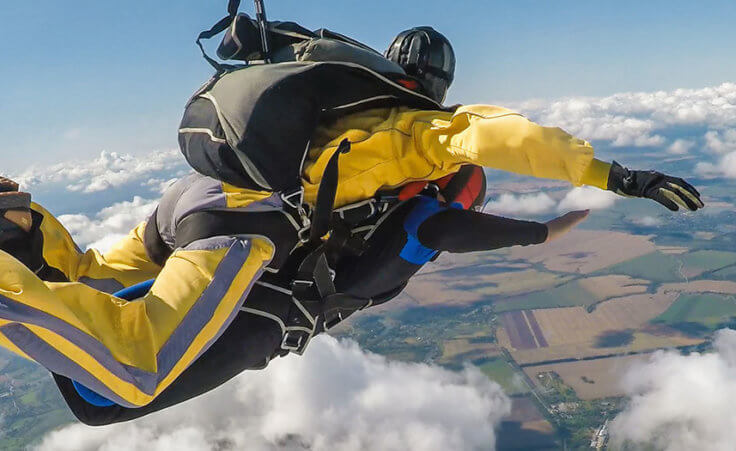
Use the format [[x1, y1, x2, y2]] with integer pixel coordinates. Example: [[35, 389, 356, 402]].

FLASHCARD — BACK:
[[385, 26, 456, 103]]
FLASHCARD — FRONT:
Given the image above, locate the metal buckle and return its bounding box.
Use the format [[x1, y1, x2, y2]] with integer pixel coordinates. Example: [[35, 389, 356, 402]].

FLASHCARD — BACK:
[[280, 329, 312, 354], [281, 330, 304, 352], [281, 188, 304, 209], [297, 220, 311, 243], [291, 279, 314, 290], [324, 312, 344, 331]]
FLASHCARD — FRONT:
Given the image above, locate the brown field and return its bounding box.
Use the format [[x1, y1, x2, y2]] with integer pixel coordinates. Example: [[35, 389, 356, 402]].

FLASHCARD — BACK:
[[532, 290, 678, 346], [578, 275, 649, 301], [498, 289, 704, 364], [510, 230, 657, 274], [524, 354, 651, 400], [496, 396, 557, 450], [439, 338, 501, 363], [661, 280, 736, 295], [509, 333, 702, 366], [660, 246, 690, 255], [694, 232, 717, 240], [500, 310, 548, 350], [404, 269, 572, 306]]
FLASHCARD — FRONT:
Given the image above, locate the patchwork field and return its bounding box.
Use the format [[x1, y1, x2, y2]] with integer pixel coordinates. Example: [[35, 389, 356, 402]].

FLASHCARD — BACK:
[[439, 336, 501, 363], [495, 275, 649, 313], [478, 357, 531, 395], [496, 396, 557, 450], [654, 293, 736, 328], [499, 310, 548, 350], [599, 251, 685, 283], [524, 354, 651, 400], [510, 230, 657, 274], [405, 268, 573, 306], [661, 280, 736, 295], [713, 266, 736, 281], [679, 250, 736, 278], [497, 289, 704, 364]]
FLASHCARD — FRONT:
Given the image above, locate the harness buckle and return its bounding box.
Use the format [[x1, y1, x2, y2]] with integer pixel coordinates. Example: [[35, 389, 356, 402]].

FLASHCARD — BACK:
[[281, 329, 311, 354], [291, 279, 314, 290], [282, 188, 313, 242], [281, 188, 304, 210], [324, 311, 344, 331], [297, 220, 312, 243]]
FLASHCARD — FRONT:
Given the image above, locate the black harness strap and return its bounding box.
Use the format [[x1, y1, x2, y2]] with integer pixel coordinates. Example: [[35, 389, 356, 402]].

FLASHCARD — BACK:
[[175, 209, 299, 269], [308, 139, 351, 243], [196, 0, 242, 71], [143, 208, 172, 267]]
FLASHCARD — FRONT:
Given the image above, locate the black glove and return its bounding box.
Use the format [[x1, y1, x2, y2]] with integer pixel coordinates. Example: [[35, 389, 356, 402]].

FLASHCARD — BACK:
[[607, 162, 704, 212]]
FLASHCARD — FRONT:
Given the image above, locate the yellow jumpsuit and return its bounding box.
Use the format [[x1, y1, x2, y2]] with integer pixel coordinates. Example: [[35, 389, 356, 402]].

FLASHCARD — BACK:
[[0, 105, 611, 407]]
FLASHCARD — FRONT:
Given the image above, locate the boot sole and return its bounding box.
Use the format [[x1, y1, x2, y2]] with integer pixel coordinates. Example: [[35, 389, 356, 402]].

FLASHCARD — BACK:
[[0, 177, 20, 193], [0, 192, 31, 210]]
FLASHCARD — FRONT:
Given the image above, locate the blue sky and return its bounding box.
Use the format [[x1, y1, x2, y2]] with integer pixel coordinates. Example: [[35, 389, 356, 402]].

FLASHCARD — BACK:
[[1, 0, 735, 171]]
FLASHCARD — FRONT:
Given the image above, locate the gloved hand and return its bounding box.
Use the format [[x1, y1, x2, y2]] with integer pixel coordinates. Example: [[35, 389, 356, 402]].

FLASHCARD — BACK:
[[607, 162, 705, 212]]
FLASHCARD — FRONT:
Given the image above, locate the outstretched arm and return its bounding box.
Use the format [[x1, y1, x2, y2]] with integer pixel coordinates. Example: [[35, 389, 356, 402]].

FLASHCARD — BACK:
[[305, 105, 703, 212], [416, 207, 588, 253]]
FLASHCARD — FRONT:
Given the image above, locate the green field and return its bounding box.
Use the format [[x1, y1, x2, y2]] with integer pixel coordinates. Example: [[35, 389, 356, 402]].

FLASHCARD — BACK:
[[712, 265, 736, 281], [478, 357, 531, 395], [654, 293, 736, 327], [494, 280, 592, 313], [599, 251, 684, 283], [681, 250, 736, 275]]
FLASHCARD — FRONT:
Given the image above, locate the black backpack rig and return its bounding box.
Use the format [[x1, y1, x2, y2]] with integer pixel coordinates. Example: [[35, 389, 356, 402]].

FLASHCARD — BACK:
[[153, 0, 451, 356]]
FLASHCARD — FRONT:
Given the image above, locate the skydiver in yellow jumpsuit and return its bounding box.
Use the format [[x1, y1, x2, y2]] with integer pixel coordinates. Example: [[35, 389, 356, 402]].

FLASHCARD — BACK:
[[0, 27, 703, 424]]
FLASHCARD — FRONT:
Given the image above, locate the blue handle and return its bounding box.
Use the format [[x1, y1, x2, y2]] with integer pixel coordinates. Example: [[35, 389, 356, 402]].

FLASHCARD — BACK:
[[114, 279, 155, 300]]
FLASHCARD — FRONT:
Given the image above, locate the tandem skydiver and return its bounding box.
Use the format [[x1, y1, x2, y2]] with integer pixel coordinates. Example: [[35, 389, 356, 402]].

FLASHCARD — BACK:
[[0, 5, 704, 425]]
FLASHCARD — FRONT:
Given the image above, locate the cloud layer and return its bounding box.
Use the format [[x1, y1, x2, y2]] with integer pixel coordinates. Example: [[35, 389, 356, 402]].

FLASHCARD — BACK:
[[483, 192, 557, 216], [10, 149, 190, 193], [36, 336, 511, 451], [58, 196, 157, 252], [610, 329, 736, 451], [512, 82, 736, 178]]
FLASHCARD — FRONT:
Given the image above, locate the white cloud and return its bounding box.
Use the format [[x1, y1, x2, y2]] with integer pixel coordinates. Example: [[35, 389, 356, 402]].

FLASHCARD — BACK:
[[695, 151, 736, 178], [36, 336, 511, 451], [704, 129, 736, 155], [12, 149, 190, 194], [509, 83, 736, 177], [58, 196, 157, 252], [630, 215, 662, 227], [667, 139, 695, 155], [483, 192, 556, 216], [143, 177, 179, 194], [62, 128, 82, 140], [610, 329, 736, 451], [557, 186, 618, 211], [516, 83, 736, 132]]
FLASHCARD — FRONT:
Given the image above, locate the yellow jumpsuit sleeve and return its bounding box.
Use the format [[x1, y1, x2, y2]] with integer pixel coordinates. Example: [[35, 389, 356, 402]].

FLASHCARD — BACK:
[[0, 235, 274, 407], [33, 203, 162, 289], [304, 105, 611, 207]]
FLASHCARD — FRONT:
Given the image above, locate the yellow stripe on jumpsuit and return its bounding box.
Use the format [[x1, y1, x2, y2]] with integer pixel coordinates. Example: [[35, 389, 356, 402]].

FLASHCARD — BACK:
[[0, 192, 274, 407], [0, 103, 612, 408]]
